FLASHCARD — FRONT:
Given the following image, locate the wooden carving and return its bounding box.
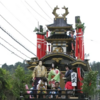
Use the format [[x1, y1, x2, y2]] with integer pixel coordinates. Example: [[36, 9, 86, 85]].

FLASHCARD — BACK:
[[52, 6, 59, 19], [52, 58, 62, 62], [62, 6, 69, 20]]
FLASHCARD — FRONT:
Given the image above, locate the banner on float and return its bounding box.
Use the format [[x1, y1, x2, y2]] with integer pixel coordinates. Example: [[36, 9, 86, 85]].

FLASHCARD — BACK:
[[71, 72, 77, 86]]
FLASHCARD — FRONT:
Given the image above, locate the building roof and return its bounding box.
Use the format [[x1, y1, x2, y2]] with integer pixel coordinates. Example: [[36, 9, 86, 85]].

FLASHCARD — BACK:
[[47, 18, 72, 31], [46, 33, 74, 42], [48, 33, 70, 39]]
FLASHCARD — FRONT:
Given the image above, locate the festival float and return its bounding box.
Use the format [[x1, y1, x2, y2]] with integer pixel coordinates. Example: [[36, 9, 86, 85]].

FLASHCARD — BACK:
[[25, 6, 91, 100]]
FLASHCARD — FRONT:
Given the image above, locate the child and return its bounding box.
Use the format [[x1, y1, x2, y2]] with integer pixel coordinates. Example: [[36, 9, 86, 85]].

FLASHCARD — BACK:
[[49, 87, 57, 99], [37, 77, 47, 98], [30, 82, 35, 99]]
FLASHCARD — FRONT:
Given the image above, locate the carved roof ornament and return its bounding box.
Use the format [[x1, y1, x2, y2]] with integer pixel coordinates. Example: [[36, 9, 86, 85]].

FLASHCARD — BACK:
[[52, 6, 69, 20], [62, 6, 69, 20], [52, 6, 59, 19]]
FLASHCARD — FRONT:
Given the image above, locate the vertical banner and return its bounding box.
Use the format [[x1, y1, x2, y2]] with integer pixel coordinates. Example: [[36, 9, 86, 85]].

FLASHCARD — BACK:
[[71, 72, 77, 86], [75, 28, 84, 93], [37, 34, 44, 59], [75, 28, 83, 59], [37, 34, 41, 60]]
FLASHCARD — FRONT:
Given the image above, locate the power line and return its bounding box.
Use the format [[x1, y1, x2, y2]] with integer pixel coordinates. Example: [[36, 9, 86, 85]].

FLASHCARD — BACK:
[[20, 0, 38, 22], [35, 1, 52, 20], [0, 36, 30, 59], [0, 1, 36, 33], [0, 42, 24, 60], [45, 0, 53, 10], [0, 15, 36, 47], [0, 26, 36, 56], [84, 38, 100, 44], [0, 1, 21, 22], [24, 0, 51, 23]]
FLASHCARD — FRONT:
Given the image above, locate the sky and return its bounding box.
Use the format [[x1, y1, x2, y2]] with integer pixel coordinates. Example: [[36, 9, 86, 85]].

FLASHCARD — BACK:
[[0, 0, 100, 67]]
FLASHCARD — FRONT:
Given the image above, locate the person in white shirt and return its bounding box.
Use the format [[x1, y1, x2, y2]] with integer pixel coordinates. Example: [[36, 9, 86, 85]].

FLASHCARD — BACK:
[[37, 77, 47, 98]]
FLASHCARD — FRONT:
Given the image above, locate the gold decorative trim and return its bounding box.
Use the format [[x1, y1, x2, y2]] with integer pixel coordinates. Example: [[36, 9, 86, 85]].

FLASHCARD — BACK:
[[42, 53, 75, 61], [72, 62, 86, 66], [77, 59, 82, 61], [55, 32, 66, 34], [66, 45, 68, 47], [26, 61, 33, 64], [46, 38, 74, 41], [32, 62, 37, 64], [56, 43, 58, 45], [47, 26, 72, 29], [28, 66, 36, 69], [52, 58, 62, 62]]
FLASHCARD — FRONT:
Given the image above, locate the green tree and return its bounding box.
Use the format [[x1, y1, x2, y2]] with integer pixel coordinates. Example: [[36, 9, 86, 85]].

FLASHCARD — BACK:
[[0, 68, 12, 100], [12, 65, 32, 98], [2, 62, 29, 74], [82, 70, 98, 96], [91, 62, 100, 75]]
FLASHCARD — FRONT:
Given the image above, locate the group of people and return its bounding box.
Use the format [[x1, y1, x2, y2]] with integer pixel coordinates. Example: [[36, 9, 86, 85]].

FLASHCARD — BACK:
[[28, 60, 74, 99]]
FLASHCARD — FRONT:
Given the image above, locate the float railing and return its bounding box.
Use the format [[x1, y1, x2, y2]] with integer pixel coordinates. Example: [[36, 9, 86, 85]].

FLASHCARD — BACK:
[[17, 89, 89, 100]]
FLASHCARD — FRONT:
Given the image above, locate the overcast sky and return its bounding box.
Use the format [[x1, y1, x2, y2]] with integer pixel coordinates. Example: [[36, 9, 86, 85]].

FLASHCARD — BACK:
[[0, 0, 100, 67]]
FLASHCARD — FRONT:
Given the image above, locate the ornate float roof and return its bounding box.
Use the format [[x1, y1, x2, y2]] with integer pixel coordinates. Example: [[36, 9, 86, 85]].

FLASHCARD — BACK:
[[26, 54, 90, 71], [47, 6, 72, 31], [47, 18, 72, 31], [45, 34, 74, 43]]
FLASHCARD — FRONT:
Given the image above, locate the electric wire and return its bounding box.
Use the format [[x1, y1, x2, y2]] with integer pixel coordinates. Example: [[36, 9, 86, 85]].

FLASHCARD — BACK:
[[0, 1, 38, 34], [0, 36, 30, 59], [0, 42, 24, 60], [45, 0, 53, 10], [0, 26, 36, 56], [0, 15, 48, 53], [0, 1, 21, 22], [20, 0, 38, 22], [0, 1, 35, 38], [35, 1, 52, 20], [24, 0, 51, 23], [0, 15, 36, 47]]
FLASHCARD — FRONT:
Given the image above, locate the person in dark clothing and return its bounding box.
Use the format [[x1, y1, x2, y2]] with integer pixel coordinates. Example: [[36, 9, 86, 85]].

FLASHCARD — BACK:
[[55, 82, 61, 98], [63, 64, 73, 83], [64, 65, 72, 77]]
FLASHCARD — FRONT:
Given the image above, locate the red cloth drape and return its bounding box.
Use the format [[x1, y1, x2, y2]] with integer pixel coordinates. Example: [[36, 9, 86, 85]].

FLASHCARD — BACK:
[[75, 28, 84, 60]]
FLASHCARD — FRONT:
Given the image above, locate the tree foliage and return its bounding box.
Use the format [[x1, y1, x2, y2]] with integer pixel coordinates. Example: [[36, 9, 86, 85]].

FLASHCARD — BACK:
[[12, 65, 32, 98], [90, 61, 100, 75], [82, 70, 98, 96], [2, 62, 28, 74], [0, 63, 32, 99], [0, 68, 12, 100]]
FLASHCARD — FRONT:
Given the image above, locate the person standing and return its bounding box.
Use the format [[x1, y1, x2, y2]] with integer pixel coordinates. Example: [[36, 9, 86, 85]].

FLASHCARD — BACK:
[[48, 62, 60, 88], [62, 64, 72, 83], [32, 60, 47, 92]]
